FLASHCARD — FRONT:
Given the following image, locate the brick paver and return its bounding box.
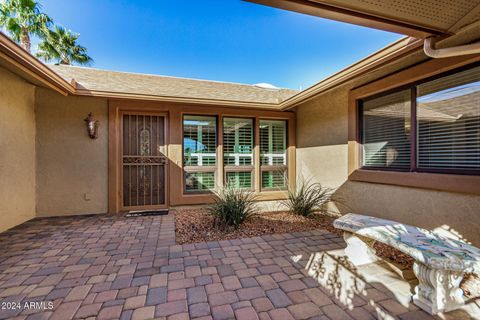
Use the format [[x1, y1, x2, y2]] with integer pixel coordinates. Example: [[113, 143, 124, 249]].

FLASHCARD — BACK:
[[0, 212, 448, 319], [266, 288, 293, 308], [212, 304, 235, 320]]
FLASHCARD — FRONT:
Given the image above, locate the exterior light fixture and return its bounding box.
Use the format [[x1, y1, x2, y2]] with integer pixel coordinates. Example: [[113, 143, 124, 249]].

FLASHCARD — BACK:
[[84, 112, 99, 139]]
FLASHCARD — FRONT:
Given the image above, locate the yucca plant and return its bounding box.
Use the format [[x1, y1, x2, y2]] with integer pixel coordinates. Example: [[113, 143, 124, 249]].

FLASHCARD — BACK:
[[208, 186, 257, 229], [283, 180, 334, 217]]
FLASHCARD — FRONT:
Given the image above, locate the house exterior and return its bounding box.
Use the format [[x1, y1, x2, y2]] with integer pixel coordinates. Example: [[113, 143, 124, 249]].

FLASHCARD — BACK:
[[1, 1, 479, 244]]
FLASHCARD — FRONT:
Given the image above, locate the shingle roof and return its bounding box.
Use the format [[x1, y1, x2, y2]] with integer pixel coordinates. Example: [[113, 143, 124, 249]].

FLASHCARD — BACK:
[[48, 65, 298, 105]]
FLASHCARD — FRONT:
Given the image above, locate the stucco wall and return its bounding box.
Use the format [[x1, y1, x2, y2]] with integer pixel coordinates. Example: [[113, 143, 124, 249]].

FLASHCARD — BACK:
[[35, 88, 108, 216], [0, 67, 36, 232], [295, 83, 480, 246]]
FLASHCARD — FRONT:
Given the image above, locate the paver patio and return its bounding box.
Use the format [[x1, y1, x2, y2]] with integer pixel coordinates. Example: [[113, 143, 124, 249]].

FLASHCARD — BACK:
[[0, 213, 477, 320]]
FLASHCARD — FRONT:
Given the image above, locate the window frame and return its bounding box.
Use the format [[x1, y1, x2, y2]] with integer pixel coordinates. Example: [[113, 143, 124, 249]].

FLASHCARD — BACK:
[[259, 119, 289, 191], [358, 62, 480, 176], [182, 114, 219, 194], [358, 86, 415, 173], [181, 111, 295, 195], [222, 116, 255, 190]]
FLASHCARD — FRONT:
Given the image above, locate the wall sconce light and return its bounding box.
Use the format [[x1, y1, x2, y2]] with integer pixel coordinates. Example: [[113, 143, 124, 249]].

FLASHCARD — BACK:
[[84, 112, 99, 139]]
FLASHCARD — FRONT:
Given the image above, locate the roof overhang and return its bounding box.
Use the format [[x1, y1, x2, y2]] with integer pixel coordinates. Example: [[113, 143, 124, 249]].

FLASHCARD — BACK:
[[74, 88, 281, 109], [278, 36, 424, 110], [245, 0, 480, 109], [0, 32, 75, 95], [0, 31, 283, 109], [0, 30, 425, 110], [245, 0, 447, 38], [0, 30, 428, 111]]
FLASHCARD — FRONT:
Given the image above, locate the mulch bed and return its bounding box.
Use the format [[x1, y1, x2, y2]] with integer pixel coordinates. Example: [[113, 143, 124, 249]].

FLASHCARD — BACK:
[[174, 208, 339, 245], [174, 208, 479, 298]]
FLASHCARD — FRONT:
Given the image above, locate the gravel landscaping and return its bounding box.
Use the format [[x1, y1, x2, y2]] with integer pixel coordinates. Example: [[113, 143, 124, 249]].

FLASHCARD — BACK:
[[174, 208, 340, 245]]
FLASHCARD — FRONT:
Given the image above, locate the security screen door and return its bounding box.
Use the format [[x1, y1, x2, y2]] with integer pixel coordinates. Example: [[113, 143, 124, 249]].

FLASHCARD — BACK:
[[122, 113, 167, 209]]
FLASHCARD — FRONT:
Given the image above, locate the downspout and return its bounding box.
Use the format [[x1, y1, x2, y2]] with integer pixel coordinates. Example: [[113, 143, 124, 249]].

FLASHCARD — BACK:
[[424, 36, 480, 58]]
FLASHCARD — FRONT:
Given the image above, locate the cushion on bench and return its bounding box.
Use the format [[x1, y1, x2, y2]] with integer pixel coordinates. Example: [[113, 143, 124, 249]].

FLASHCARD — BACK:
[[333, 213, 480, 273]]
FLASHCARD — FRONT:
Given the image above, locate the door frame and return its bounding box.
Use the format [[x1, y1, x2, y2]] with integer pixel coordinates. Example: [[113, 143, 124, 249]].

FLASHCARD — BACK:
[[109, 102, 170, 213]]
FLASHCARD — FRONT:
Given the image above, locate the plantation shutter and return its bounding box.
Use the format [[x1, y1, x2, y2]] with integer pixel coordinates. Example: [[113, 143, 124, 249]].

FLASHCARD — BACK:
[[183, 116, 216, 166], [183, 115, 217, 192], [223, 118, 254, 189], [225, 172, 252, 188], [259, 120, 287, 189], [223, 118, 253, 166], [362, 90, 411, 169], [417, 66, 480, 171], [260, 120, 287, 165]]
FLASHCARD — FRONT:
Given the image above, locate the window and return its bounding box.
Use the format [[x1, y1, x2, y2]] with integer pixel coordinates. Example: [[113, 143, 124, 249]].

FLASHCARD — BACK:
[[417, 67, 480, 172], [260, 120, 287, 189], [223, 118, 254, 188], [182, 115, 291, 193], [185, 172, 215, 192], [360, 64, 480, 174], [183, 115, 217, 192], [361, 90, 411, 169]]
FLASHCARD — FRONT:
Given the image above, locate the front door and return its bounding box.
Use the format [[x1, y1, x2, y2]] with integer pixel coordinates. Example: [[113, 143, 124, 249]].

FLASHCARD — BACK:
[[121, 113, 167, 210]]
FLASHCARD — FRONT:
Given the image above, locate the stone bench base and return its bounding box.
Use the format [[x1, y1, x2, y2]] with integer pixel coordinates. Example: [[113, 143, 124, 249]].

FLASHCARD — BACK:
[[413, 262, 464, 314], [342, 231, 466, 314], [343, 231, 379, 266]]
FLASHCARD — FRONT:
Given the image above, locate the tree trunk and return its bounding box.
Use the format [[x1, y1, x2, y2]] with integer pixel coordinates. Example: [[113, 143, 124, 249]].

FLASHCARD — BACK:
[[20, 28, 31, 52]]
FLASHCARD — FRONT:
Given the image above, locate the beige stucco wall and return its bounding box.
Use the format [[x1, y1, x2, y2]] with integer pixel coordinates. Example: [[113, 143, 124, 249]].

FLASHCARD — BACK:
[[295, 81, 480, 246], [0, 67, 36, 232], [35, 88, 108, 216]]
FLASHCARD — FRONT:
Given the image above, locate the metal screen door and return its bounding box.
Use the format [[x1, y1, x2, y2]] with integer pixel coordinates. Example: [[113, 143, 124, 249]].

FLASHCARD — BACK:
[[122, 114, 167, 209]]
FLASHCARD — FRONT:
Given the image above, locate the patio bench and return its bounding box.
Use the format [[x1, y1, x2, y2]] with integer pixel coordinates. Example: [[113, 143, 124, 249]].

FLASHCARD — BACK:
[[333, 213, 480, 315]]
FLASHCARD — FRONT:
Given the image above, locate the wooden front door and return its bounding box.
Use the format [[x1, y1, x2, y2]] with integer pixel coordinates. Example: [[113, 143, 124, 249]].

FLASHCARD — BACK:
[[121, 113, 167, 210]]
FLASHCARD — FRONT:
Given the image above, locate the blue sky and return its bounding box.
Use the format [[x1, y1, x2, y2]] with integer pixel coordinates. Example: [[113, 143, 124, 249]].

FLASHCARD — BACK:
[[34, 0, 402, 90]]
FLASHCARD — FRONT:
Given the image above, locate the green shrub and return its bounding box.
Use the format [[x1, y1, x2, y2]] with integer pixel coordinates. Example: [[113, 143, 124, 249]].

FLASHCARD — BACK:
[[283, 180, 334, 217], [208, 186, 258, 229]]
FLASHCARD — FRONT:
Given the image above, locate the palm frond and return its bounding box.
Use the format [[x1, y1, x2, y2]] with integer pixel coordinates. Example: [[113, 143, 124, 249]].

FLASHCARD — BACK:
[[0, 0, 52, 51], [6, 16, 21, 40], [35, 38, 59, 62], [36, 24, 93, 66]]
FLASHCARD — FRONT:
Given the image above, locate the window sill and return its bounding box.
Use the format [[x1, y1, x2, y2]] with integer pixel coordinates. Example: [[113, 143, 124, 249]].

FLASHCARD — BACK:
[[181, 189, 288, 200], [349, 169, 480, 195]]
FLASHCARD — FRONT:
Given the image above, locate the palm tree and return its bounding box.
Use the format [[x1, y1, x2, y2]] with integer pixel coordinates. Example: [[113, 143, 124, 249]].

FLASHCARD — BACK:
[[36, 25, 92, 65], [0, 0, 52, 52]]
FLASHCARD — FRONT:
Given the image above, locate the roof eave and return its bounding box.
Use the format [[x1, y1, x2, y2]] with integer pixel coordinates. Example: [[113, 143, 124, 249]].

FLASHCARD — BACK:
[[0, 32, 75, 95], [245, 0, 447, 38], [75, 89, 282, 109], [0, 31, 425, 110], [279, 36, 424, 110]]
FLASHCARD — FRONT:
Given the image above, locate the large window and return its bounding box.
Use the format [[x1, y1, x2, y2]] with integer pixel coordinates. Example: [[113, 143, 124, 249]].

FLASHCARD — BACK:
[[260, 120, 287, 189], [223, 118, 254, 189], [361, 90, 411, 169], [183, 115, 217, 192], [417, 67, 480, 172], [183, 115, 291, 193], [360, 64, 480, 174]]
